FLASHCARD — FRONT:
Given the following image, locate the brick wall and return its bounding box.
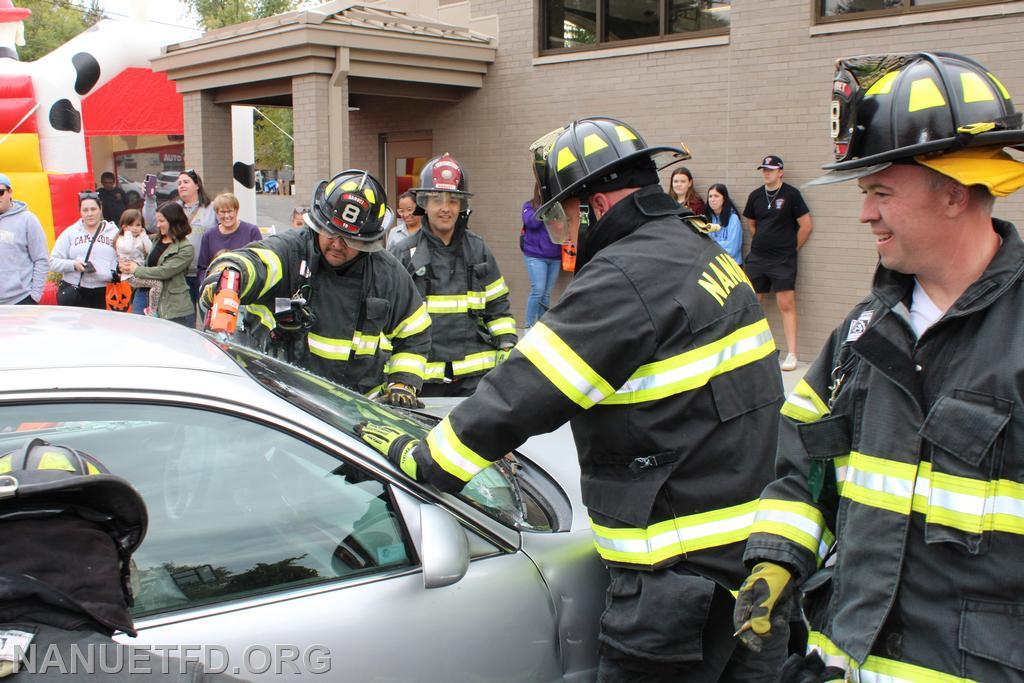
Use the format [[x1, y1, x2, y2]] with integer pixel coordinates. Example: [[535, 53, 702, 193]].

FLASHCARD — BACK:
[[349, 1, 1024, 357], [292, 74, 333, 203], [182, 91, 234, 199]]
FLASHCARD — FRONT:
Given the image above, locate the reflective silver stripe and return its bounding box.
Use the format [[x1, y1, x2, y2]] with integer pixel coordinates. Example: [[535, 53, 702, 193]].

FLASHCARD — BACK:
[[603, 320, 774, 404], [594, 512, 754, 555], [845, 466, 914, 499], [484, 277, 508, 301], [590, 501, 758, 565], [307, 334, 353, 360]]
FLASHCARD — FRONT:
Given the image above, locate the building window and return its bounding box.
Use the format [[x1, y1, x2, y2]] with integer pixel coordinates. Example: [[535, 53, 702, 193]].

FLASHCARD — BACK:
[[541, 0, 730, 53], [819, 0, 1007, 21]]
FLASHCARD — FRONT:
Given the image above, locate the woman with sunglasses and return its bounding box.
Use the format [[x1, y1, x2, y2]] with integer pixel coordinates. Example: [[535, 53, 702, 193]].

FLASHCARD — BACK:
[[49, 192, 120, 309], [143, 168, 217, 305]]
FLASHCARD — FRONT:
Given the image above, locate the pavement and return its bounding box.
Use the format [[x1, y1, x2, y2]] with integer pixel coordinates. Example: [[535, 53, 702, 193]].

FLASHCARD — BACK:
[[782, 360, 810, 396], [256, 193, 302, 232]]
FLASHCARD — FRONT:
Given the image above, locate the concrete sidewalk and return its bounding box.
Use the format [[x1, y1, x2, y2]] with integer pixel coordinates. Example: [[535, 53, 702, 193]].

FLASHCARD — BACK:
[[781, 360, 809, 396]]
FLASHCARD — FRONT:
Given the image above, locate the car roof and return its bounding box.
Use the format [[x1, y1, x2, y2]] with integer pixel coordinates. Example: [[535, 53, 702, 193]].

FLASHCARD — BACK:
[[0, 307, 242, 375]]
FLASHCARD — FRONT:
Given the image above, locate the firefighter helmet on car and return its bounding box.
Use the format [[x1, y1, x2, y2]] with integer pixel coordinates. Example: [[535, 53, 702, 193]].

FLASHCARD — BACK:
[[306, 170, 392, 251], [411, 153, 472, 215], [529, 117, 690, 243], [0, 438, 147, 555], [812, 51, 1024, 185]]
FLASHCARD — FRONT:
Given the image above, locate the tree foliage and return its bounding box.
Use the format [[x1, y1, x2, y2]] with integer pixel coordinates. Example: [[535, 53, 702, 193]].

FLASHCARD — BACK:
[[253, 107, 294, 171], [17, 0, 105, 63], [183, 0, 300, 30]]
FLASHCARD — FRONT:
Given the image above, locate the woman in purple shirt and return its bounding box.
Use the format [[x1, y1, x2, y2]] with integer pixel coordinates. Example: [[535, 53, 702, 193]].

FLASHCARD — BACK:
[[522, 184, 563, 328], [197, 193, 263, 285]]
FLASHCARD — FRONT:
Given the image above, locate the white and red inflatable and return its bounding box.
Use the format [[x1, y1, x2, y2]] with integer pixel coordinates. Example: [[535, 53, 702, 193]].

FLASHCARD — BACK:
[[0, 0, 195, 244]]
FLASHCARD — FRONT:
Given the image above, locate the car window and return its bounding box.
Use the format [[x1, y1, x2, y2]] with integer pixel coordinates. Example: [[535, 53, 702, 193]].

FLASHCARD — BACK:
[[220, 344, 546, 530], [0, 403, 414, 618]]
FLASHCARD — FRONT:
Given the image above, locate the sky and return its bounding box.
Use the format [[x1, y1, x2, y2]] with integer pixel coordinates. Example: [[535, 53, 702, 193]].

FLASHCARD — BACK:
[[85, 0, 201, 32]]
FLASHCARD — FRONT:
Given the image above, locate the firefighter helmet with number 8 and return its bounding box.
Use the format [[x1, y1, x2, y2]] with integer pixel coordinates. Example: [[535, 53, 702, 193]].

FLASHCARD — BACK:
[[305, 169, 393, 252]]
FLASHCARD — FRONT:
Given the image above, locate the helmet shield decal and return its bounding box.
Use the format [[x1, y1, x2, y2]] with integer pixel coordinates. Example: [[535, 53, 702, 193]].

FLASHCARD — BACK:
[[430, 154, 463, 191], [307, 169, 390, 242]]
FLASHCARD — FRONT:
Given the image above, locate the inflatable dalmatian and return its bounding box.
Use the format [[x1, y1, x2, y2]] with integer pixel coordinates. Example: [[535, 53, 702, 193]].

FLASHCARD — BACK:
[[0, 0, 198, 243]]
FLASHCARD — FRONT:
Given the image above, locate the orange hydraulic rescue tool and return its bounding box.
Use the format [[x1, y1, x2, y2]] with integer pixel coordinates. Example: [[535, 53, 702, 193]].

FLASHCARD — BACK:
[[207, 268, 241, 335]]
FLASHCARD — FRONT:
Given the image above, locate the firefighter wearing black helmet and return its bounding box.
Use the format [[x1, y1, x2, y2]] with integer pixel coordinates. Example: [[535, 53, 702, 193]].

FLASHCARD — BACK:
[[736, 52, 1024, 683], [360, 118, 787, 681], [0, 439, 235, 680], [388, 153, 517, 397], [200, 170, 430, 406]]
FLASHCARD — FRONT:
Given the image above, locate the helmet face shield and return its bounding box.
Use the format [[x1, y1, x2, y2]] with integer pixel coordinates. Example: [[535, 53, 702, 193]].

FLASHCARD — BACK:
[[537, 200, 572, 245], [414, 191, 470, 215]]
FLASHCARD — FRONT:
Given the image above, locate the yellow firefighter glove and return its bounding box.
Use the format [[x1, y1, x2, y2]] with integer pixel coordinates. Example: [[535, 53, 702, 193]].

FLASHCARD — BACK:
[[357, 421, 420, 480], [733, 562, 794, 652], [377, 383, 423, 409]]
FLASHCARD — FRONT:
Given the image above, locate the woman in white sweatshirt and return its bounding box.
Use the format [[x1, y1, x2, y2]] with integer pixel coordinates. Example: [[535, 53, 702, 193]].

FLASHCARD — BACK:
[[49, 192, 120, 309]]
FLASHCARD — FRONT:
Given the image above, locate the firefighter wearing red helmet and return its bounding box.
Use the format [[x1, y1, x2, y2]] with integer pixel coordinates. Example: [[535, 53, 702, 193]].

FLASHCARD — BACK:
[[736, 52, 1024, 682], [362, 118, 787, 680], [200, 170, 430, 407], [389, 153, 518, 396]]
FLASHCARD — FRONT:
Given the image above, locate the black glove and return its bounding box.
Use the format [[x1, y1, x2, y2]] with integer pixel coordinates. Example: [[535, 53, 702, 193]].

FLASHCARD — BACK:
[[378, 384, 423, 409], [780, 652, 846, 683], [357, 421, 420, 480]]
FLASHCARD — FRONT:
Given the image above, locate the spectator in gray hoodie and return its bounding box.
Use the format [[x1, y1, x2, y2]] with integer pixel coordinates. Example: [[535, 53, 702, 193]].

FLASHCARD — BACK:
[[0, 173, 49, 305]]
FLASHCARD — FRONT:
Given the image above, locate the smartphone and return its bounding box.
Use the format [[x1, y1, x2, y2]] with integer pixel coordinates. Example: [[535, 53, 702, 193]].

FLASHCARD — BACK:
[[83, 262, 96, 273], [144, 174, 157, 197]]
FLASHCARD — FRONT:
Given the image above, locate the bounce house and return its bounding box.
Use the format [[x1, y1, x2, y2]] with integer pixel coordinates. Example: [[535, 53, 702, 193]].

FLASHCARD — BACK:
[[0, 0, 195, 245]]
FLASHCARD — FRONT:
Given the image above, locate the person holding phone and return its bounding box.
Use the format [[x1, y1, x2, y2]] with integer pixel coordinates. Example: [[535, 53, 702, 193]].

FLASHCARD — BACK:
[[143, 168, 217, 304], [49, 192, 119, 309]]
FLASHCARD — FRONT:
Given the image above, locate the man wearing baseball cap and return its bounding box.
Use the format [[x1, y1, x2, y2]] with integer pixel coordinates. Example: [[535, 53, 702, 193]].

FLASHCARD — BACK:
[[0, 172, 49, 305], [742, 155, 814, 371]]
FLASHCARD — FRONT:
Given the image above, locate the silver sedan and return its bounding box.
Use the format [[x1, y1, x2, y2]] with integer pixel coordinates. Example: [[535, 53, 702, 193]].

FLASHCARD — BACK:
[[0, 307, 607, 681]]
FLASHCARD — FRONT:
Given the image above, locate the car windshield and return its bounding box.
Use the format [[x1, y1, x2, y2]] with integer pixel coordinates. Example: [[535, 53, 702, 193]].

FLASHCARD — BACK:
[[218, 341, 538, 529]]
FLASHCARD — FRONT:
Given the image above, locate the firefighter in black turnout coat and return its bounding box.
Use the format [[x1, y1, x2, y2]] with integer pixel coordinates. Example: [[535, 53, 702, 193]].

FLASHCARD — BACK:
[[361, 118, 787, 681]]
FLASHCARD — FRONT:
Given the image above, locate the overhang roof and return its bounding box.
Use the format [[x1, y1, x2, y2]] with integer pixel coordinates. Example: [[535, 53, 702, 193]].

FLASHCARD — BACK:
[[150, 1, 497, 101]]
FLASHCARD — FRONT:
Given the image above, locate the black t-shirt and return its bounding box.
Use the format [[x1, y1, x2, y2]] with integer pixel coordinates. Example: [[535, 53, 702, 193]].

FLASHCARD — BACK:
[[742, 182, 809, 260], [148, 240, 170, 267], [98, 188, 126, 224]]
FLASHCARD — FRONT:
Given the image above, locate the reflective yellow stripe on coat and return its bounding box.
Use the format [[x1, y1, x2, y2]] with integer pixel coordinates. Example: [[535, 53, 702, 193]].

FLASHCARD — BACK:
[[486, 316, 516, 337], [780, 379, 830, 423], [425, 416, 492, 482], [517, 322, 615, 409], [834, 452, 1024, 536], [385, 353, 427, 379], [601, 319, 775, 405], [590, 500, 759, 567], [251, 248, 284, 298], [751, 499, 834, 566], [807, 631, 975, 683], [390, 303, 430, 339], [307, 332, 353, 360]]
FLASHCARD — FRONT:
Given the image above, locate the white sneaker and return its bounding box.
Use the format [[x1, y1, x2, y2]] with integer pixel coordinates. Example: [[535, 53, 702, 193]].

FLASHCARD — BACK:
[[781, 353, 798, 372]]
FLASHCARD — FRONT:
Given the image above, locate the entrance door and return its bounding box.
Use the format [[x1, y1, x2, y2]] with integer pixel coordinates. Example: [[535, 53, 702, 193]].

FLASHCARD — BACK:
[[381, 132, 432, 204]]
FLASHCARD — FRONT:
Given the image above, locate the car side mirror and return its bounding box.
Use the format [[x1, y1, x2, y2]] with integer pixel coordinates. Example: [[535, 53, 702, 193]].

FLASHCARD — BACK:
[[419, 504, 469, 589]]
